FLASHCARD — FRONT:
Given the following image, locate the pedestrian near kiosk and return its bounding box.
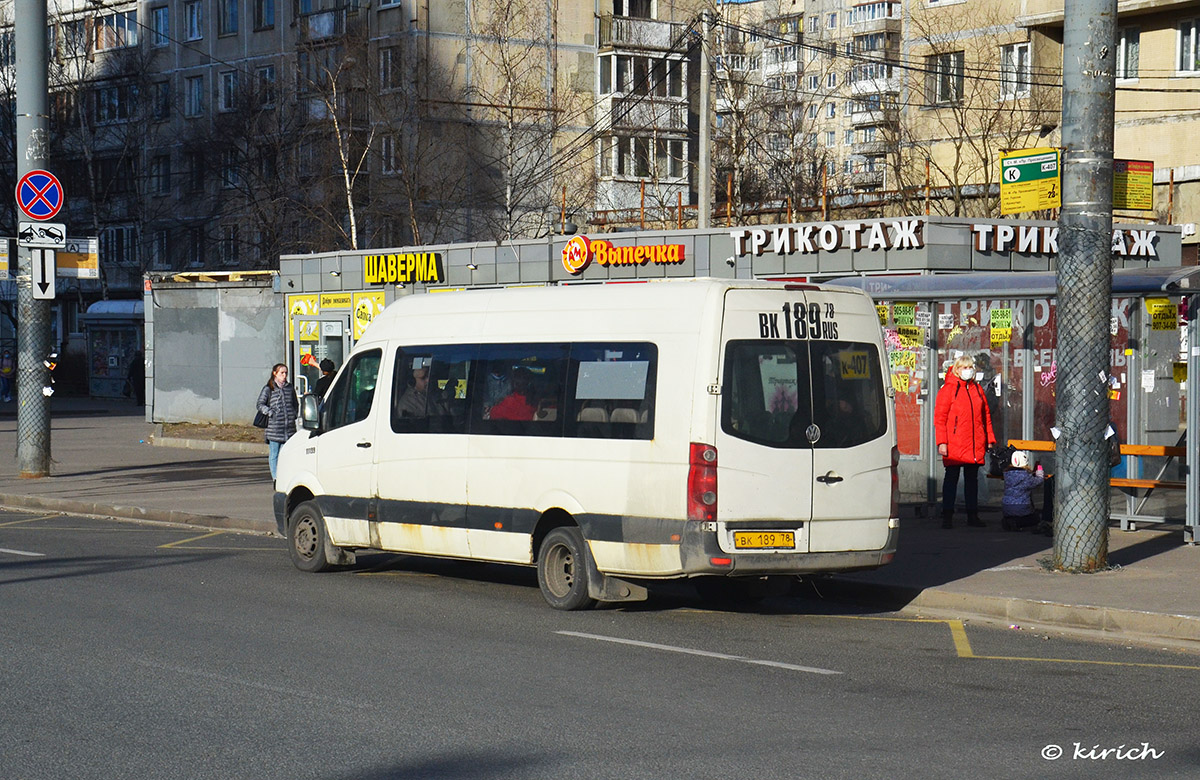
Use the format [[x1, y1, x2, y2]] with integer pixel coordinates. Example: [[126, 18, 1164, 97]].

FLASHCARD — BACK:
[[256, 363, 299, 479], [1001, 450, 1044, 531], [313, 358, 336, 400], [935, 355, 996, 528]]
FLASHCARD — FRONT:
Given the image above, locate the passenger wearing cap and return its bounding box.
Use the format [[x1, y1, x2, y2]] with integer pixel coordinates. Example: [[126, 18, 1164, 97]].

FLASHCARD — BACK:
[[1001, 449, 1044, 531], [313, 359, 337, 400]]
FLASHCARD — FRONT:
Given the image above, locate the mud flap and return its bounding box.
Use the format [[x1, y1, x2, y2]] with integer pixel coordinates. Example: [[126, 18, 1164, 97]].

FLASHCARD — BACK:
[[582, 542, 648, 603], [325, 539, 356, 567]]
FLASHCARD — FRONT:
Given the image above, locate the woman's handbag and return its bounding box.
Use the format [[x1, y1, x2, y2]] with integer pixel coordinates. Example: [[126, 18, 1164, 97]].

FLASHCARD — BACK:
[[253, 384, 272, 428]]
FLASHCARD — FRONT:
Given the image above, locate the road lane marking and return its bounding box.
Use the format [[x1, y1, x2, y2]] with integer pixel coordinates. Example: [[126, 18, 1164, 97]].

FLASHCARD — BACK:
[[0, 547, 45, 557], [948, 620, 975, 657], [159, 531, 226, 549], [0, 514, 59, 527], [130, 657, 371, 710], [557, 630, 843, 675]]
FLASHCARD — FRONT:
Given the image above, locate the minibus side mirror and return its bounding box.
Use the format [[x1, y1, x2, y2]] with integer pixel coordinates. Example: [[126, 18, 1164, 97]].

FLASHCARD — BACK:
[[301, 394, 321, 431]]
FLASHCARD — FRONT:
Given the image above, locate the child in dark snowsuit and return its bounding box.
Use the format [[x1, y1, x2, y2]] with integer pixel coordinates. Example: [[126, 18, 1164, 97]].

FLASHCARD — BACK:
[[1001, 450, 1044, 531]]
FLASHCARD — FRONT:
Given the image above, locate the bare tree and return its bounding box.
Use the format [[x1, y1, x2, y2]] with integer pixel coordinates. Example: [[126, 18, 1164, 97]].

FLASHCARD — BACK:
[[889, 5, 1060, 217]]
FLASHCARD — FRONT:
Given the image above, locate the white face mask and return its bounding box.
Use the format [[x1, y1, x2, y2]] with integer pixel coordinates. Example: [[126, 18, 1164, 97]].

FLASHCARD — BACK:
[[959, 368, 975, 381]]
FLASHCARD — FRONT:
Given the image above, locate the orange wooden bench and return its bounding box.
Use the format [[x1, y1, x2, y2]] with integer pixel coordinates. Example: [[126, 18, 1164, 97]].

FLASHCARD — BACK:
[[1008, 439, 1186, 530]]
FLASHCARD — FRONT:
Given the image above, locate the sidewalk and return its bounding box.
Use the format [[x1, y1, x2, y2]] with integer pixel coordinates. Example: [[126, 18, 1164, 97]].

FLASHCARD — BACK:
[[1, 398, 1196, 648]]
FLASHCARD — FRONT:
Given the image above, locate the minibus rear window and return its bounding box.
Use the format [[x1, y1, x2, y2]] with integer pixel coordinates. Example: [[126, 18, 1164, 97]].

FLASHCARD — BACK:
[[722, 340, 886, 448]]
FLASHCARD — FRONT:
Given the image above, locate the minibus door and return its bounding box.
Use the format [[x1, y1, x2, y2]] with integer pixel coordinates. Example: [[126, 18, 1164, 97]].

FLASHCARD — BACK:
[[801, 291, 894, 552], [716, 291, 815, 551]]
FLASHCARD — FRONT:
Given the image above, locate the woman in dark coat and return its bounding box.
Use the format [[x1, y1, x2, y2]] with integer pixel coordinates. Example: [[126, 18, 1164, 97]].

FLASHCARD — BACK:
[[256, 363, 299, 479], [934, 355, 996, 528]]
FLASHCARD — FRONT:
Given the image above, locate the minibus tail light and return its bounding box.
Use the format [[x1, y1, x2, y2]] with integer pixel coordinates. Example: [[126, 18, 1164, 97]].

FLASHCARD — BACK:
[[890, 445, 900, 520], [688, 443, 718, 522]]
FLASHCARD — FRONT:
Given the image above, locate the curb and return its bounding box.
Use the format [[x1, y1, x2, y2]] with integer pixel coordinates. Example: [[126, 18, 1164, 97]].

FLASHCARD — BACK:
[[823, 576, 1200, 646], [149, 435, 269, 455], [0, 491, 276, 537]]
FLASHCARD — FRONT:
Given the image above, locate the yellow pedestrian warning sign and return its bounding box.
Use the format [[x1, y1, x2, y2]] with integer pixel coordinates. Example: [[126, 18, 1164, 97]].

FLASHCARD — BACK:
[[999, 148, 1061, 215]]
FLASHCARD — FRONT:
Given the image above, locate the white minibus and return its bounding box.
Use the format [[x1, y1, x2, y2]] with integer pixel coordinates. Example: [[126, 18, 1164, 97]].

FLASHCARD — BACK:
[[274, 278, 898, 609]]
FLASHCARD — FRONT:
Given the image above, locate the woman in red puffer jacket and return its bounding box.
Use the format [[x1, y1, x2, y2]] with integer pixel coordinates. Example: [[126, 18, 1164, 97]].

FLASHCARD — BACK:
[[934, 355, 996, 529]]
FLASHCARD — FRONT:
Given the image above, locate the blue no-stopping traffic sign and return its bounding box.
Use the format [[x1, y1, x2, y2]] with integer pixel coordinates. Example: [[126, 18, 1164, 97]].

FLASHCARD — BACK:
[[16, 170, 64, 221]]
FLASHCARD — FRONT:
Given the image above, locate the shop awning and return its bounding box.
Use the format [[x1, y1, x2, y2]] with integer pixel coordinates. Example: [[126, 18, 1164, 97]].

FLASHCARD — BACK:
[[825, 266, 1200, 300]]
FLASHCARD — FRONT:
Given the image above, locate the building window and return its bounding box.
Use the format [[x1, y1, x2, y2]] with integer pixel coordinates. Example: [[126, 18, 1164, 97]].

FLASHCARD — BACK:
[[185, 75, 204, 116], [380, 47, 401, 91], [1180, 20, 1200, 72], [257, 65, 276, 107], [827, 13, 837, 29], [187, 229, 205, 266], [807, 74, 819, 91], [254, 0, 275, 29], [151, 7, 169, 47], [95, 11, 137, 50], [185, 1, 203, 41], [100, 225, 138, 267], [219, 0, 238, 36], [826, 102, 836, 118], [928, 51, 964, 105], [807, 104, 818, 119], [1117, 27, 1140, 80], [150, 155, 171, 194], [220, 225, 239, 265], [221, 151, 240, 188], [95, 83, 135, 124], [826, 72, 837, 88], [150, 231, 170, 270], [152, 81, 170, 120], [220, 71, 238, 111], [381, 134, 399, 174], [999, 42, 1030, 99], [825, 131, 836, 146]]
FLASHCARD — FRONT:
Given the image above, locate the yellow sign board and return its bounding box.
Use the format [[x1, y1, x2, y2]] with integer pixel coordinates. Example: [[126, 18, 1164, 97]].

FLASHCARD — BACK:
[[288, 294, 319, 341], [1145, 297, 1177, 331], [364, 253, 444, 285], [1113, 159, 1154, 211], [889, 351, 917, 370], [57, 237, 100, 279], [352, 290, 386, 341], [891, 373, 910, 393], [320, 292, 352, 310], [892, 302, 916, 326], [875, 305, 888, 326], [999, 148, 1061, 215]]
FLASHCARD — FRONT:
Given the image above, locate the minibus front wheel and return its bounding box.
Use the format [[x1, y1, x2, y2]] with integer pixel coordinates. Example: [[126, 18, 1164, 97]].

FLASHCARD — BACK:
[[537, 527, 597, 611], [289, 500, 332, 573]]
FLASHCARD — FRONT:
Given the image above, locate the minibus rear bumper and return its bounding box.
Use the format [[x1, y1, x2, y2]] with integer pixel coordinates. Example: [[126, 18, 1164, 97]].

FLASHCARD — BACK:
[[678, 524, 899, 576]]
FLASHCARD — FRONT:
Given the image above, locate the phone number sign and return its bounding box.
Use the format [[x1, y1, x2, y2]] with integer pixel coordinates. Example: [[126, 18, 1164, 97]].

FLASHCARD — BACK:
[[999, 148, 1060, 215]]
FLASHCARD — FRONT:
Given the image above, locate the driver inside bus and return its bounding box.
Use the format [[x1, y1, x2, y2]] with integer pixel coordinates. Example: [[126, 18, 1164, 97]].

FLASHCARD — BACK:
[[396, 366, 447, 418]]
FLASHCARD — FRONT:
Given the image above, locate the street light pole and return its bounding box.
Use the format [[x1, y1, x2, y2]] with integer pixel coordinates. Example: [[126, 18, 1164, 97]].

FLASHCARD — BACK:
[[15, 0, 53, 477], [1054, 0, 1117, 570]]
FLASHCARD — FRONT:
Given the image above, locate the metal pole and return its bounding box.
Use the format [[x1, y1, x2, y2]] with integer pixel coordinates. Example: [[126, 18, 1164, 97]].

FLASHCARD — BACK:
[[1187, 295, 1199, 544], [1053, 0, 1117, 571], [15, 0, 52, 478], [697, 12, 712, 229]]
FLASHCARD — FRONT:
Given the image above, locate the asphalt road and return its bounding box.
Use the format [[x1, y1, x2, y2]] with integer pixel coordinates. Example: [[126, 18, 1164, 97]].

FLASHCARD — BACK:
[[1, 509, 1197, 780]]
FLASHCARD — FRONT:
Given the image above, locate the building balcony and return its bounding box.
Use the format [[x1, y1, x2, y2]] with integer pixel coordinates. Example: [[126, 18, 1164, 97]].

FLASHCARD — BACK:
[[599, 14, 685, 51], [298, 7, 363, 42], [850, 106, 899, 127], [850, 169, 885, 188], [850, 76, 902, 97], [852, 140, 889, 156], [850, 16, 901, 34], [607, 95, 689, 133]]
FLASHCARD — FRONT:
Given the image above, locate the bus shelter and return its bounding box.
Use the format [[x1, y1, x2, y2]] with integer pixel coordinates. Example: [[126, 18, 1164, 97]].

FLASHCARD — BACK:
[[830, 267, 1200, 543]]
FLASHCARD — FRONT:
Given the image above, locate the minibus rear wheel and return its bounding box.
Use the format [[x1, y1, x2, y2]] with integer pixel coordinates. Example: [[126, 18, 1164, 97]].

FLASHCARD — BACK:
[[289, 500, 331, 573], [537, 527, 597, 611]]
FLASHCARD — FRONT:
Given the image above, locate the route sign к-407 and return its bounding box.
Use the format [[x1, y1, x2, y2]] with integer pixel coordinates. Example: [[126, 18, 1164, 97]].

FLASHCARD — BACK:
[[999, 148, 1060, 215], [15, 170, 65, 221]]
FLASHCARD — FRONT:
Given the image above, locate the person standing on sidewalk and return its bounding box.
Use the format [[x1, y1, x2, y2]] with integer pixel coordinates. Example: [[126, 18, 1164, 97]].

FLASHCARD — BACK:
[[257, 363, 299, 480], [935, 354, 996, 529]]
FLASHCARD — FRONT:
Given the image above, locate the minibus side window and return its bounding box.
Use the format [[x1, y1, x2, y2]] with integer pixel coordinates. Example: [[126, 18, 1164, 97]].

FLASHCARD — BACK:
[[566, 342, 657, 440], [323, 349, 382, 432], [809, 342, 887, 448], [470, 343, 569, 437], [721, 341, 813, 448], [391, 345, 475, 434]]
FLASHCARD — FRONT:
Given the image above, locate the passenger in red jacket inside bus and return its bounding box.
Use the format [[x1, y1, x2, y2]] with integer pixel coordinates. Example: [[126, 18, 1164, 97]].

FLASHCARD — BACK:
[[934, 354, 996, 529], [489, 367, 538, 421]]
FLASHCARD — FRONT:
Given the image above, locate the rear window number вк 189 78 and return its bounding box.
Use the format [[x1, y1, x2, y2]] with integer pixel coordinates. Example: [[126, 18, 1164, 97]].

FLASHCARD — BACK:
[[758, 302, 838, 340]]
